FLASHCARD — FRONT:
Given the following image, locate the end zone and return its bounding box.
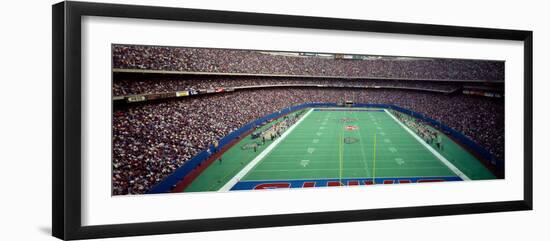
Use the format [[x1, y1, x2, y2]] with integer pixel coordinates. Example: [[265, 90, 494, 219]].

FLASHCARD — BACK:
[[231, 176, 462, 190]]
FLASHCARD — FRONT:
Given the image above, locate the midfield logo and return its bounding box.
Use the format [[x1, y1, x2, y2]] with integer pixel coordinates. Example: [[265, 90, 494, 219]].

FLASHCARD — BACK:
[[344, 137, 359, 144], [345, 125, 359, 131]]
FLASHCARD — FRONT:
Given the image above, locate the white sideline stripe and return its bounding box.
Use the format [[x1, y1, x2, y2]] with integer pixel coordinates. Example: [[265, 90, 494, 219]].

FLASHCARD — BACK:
[[384, 109, 471, 181], [240, 175, 459, 182], [250, 167, 452, 172], [218, 108, 315, 191]]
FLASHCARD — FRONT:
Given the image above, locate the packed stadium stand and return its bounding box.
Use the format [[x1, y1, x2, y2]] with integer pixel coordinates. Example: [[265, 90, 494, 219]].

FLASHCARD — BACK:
[[112, 44, 504, 195], [112, 45, 504, 80]]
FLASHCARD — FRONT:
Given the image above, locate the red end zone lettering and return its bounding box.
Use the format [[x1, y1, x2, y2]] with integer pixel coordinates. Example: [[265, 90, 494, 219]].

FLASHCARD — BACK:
[[363, 180, 374, 185], [240, 177, 453, 191], [417, 179, 444, 183], [254, 183, 291, 189]]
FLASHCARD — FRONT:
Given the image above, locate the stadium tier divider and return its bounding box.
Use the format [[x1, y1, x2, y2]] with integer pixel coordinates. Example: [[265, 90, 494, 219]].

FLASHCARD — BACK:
[[147, 103, 503, 194]]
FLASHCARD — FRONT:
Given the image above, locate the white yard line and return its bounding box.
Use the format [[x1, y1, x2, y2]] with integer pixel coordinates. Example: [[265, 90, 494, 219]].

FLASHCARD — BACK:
[[239, 175, 460, 182], [218, 108, 315, 191], [384, 109, 471, 181], [353, 111, 371, 177], [250, 167, 450, 172]]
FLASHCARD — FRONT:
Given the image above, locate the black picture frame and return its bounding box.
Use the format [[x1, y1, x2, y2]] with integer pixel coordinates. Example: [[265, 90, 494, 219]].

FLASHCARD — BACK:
[[52, 1, 533, 240]]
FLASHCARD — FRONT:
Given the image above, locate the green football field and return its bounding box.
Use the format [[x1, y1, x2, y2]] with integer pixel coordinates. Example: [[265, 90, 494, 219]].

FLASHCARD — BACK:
[[183, 108, 495, 192]]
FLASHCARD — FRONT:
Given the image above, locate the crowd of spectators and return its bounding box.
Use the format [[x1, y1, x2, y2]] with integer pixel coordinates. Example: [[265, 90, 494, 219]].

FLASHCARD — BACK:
[[112, 77, 461, 96], [112, 45, 504, 81], [112, 44, 504, 195], [112, 88, 504, 195], [392, 110, 440, 145]]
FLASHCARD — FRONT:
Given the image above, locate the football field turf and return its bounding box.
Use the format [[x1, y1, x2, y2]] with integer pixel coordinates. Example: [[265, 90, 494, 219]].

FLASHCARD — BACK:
[[184, 108, 495, 192]]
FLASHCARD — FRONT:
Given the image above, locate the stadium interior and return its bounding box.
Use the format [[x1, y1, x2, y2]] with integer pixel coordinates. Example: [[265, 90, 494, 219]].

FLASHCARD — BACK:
[[112, 44, 504, 195]]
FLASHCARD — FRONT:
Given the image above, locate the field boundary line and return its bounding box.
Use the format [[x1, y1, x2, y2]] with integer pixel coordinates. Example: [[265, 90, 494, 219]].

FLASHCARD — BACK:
[[249, 159, 444, 163], [250, 166, 451, 172], [384, 109, 470, 180], [240, 175, 460, 182], [218, 108, 314, 191]]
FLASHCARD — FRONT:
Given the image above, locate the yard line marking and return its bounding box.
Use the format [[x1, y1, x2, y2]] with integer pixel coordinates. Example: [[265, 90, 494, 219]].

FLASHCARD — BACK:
[[250, 166, 451, 172], [268, 145, 428, 150], [259, 158, 440, 162], [353, 111, 370, 177], [242, 175, 460, 182], [218, 108, 314, 191], [395, 158, 405, 165], [384, 109, 470, 180], [372, 132, 377, 183], [339, 128, 344, 184]]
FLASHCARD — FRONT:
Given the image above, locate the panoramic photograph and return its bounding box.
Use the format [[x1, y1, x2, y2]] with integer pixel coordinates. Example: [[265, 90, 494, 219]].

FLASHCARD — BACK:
[[111, 44, 504, 195]]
